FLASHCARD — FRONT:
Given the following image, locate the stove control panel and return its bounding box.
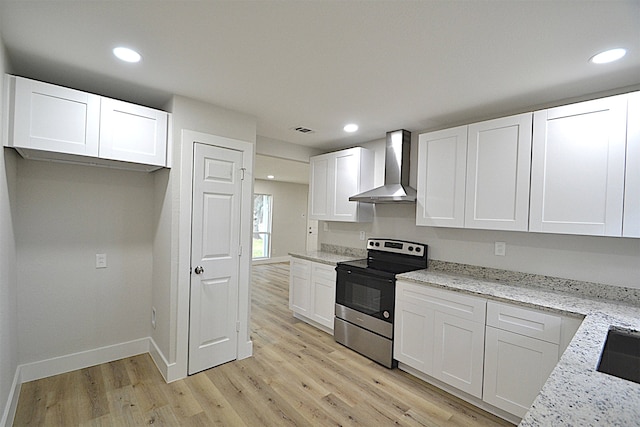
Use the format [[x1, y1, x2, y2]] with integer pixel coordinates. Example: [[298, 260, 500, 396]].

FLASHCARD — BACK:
[[367, 238, 427, 257]]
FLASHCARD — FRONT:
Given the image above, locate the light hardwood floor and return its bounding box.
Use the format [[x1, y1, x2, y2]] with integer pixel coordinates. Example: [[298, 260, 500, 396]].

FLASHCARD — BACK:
[[14, 262, 514, 426]]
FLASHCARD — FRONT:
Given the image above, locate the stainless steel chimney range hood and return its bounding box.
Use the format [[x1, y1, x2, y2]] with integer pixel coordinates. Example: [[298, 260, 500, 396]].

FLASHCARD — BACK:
[[349, 129, 417, 204]]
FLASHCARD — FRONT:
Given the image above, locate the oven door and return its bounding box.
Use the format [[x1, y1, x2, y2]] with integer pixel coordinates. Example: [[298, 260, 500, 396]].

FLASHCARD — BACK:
[[335, 265, 395, 324]]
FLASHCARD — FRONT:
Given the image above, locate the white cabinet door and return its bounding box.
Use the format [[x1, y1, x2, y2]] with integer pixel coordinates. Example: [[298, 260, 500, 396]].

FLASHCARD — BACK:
[[394, 286, 435, 374], [11, 76, 100, 156], [308, 147, 373, 222], [416, 126, 467, 227], [310, 263, 336, 329], [483, 327, 559, 418], [333, 148, 363, 221], [465, 113, 532, 231], [623, 91, 640, 238], [99, 98, 168, 166], [309, 156, 330, 220], [432, 311, 485, 398], [530, 95, 627, 236], [289, 257, 311, 316]]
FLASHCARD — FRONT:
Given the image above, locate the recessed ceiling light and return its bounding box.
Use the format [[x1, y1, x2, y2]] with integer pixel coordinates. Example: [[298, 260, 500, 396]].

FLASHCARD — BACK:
[[267, 175, 275, 179], [344, 123, 359, 133], [590, 48, 627, 64], [113, 46, 142, 63]]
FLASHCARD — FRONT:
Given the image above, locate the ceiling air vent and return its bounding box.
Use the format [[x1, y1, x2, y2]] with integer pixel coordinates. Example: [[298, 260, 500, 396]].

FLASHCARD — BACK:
[[291, 126, 315, 134]]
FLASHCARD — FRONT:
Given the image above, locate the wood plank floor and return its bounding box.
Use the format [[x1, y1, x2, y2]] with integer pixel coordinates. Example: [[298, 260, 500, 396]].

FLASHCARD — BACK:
[[13, 262, 514, 426]]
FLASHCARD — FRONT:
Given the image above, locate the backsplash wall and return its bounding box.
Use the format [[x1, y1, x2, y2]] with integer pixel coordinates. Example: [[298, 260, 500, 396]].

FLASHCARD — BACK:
[[318, 203, 640, 289]]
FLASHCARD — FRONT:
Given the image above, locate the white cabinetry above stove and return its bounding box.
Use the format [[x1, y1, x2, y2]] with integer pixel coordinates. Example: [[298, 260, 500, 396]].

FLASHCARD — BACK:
[[308, 147, 374, 222]]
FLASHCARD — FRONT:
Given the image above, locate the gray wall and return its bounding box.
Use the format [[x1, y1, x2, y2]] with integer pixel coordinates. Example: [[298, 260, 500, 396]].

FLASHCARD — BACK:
[[254, 179, 308, 259], [15, 160, 154, 363], [0, 35, 19, 425]]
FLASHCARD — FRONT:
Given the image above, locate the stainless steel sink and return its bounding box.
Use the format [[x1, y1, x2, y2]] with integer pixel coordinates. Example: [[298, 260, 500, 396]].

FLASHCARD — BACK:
[[597, 326, 640, 384]]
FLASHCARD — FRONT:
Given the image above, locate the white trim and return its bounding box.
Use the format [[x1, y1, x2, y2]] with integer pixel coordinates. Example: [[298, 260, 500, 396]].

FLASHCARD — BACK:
[[19, 338, 149, 383], [177, 129, 254, 379], [0, 366, 21, 427], [148, 337, 175, 382], [252, 256, 289, 265]]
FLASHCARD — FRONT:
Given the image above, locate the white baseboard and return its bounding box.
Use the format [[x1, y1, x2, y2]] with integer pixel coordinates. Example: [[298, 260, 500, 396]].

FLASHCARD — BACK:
[[19, 338, 150, 383], [0, 366, 22, 427], [148, 337, 173, 382], [252, 256, 289, 265]]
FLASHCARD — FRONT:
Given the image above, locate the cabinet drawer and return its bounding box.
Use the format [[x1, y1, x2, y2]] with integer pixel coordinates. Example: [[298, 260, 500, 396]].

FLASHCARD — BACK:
[[312, 263, 336, 282], [397, 281, 486, 323], [487, 301, 561, 344], [290, 257, 310, 277]]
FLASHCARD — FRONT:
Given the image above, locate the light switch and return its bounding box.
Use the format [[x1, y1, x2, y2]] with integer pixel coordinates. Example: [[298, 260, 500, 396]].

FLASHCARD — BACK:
[[96, 253, 107, 268], [359, 231, 366, 241], [494, 242, 506, 256]]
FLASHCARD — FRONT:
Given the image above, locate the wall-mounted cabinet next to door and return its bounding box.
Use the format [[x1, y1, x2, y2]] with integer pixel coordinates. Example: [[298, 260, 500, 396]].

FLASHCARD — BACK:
[[4, 75, 170, 171]]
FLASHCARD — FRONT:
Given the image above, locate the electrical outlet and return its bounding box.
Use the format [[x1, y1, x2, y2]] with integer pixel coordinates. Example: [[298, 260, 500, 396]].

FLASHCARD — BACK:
[[494, 242, 506, 256], [359, 231, 366, 241], [323, 222, 329, 232], [151, 307, 156, 329], [96, 253, 107, 268]]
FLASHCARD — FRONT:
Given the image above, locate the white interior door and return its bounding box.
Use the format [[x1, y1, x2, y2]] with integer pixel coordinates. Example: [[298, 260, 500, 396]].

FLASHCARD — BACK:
[[189, 142, 243, 375]]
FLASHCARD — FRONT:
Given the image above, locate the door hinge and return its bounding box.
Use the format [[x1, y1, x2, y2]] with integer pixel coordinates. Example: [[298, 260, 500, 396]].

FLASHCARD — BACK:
[[236, 321, 241, 332], [240, 167, 246, 180], [238, 245, 242, 257]]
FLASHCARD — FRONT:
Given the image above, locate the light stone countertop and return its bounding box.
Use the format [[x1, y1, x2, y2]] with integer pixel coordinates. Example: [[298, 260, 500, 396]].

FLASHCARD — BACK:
[[288, 250, 362, 266], [289, 250, 640, 425], [398, 269, 640, 427]]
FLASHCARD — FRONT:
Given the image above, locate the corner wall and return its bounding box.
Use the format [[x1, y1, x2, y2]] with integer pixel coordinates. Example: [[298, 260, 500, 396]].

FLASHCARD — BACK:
[[151, 95, 257, 381], [0, 35, 19, 427]]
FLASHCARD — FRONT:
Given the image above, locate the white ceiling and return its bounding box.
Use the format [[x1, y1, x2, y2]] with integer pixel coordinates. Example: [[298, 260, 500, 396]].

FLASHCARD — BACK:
[[0, 1, 639, 154]]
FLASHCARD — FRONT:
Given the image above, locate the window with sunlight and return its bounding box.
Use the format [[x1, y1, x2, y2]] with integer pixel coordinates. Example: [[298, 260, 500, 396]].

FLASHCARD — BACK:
[[253, 194, 272, 259]]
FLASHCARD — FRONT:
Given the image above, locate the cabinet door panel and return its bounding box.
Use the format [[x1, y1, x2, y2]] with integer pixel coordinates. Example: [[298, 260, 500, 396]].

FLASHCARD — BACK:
[[13, 76, 100, 156], [433, 312, 485, 398], [623, 92, 640, 238], [530, 95, 627, 236], [483, 327, 558, 418], [289, 258, 311, 314], [333, 150, 360, 219], [309, 157, 330, 219], [466, 114, 532, 231], [99, 98, 168, 166], [416, 126, 467, 227], [394, 299, 435, 374], [311, 264, 336, 329]]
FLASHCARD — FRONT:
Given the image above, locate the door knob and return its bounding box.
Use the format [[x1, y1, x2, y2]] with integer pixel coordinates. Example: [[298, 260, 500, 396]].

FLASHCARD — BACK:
[[194, 266, 204, 274]]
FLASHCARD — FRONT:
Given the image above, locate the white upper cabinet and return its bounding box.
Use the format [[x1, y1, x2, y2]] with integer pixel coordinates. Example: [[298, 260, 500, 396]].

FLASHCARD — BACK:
[[308, 147, 374, 222], [416, 126, 467, 227], [5, 75, 170, 170], [465, 114, 532, 231], [99, 98, 168, 167], [623, 92, 640, 238], [11, 76, 100, 156], [530, 95, 628, 236], [417, 113, 532, 231]]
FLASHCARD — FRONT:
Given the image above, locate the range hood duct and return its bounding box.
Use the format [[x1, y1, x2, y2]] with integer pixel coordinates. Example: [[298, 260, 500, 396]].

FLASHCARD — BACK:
[[349, 129, 417, 204]]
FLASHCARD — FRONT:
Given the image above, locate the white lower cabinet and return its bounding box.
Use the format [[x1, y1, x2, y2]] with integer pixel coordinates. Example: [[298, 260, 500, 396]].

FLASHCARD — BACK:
[[394, 280, 486, 398], [483, 327, 558, 418], [482, 301, 562, 418], [289, 257, 336, 332], [395, 283, 583, 422]]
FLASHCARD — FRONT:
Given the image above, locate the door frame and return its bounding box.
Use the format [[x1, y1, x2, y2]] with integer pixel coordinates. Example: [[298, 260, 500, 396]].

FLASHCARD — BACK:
[[174, 129, 254, 380]]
